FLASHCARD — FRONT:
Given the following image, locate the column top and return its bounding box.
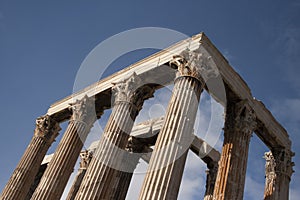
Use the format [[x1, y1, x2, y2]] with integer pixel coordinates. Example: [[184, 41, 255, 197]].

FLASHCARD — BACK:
[[225, 100, 257, 134], [69, 95, 99, 126], [271, 148, 295, 178], [112, 72, 155, 111], [34, 115, 61, 143], [170, 47, 219, 83]]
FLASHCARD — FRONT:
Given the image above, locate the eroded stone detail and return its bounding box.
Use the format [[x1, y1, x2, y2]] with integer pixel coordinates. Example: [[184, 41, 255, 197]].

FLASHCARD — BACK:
[[112, 72, 155, 111], [34, 115, 61, 143], [170, 48, 219, 82], [79, 150, 93, 169], [264, 151, 276, 199], [69, 95, 97, 127], [264, 152, 276, 177], [225, 100, 257, 136], [272, 148, 295, 179], [213, 100, 257, 200], [234, 100, 257, 133], [263, 149, 295, 200]]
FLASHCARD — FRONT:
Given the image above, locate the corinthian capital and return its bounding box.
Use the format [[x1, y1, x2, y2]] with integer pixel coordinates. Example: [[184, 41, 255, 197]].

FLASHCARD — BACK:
[[272, 148, 295, 178], [170, 48, 219, 82], [224, 100, 257, 137], [34, 115, 61, 142], [112, 72, 155, 111], [69, 95, 97, 126], [234, 100, 257, 134]]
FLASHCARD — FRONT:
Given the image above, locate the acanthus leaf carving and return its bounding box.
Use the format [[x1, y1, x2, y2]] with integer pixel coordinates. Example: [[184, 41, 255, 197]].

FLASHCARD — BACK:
[[170, 48, 219, 82], [69, 95, 97, 127], [224, 100, 257, 137], [112, 72, 155, 111], [34, 115, 61, 143], [234, 100, 257, 134], [272, 148, 295, 178]]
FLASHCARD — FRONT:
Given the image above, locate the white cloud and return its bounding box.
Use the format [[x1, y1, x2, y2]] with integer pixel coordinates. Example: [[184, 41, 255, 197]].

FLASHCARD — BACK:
[[244, 175, 264, 199], [263, 5, 300, 94], [195, 92, 224, 151], [178, 152, 207, 199], [134, 86, 173, 124], [265, 7, 300, 194]]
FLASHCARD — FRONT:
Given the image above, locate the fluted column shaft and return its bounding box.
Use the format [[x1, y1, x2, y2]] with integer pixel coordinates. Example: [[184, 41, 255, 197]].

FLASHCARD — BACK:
[[264, 149, 294, 200], [109, 136, 149, 200], [25, 163, 48, 200], [204, 161, 218, 200], [138, 75, 203, 200], [74, 103, 135, 200], [138, 47, 218, 200], [31, 96, 97, 200], [0, 115, 60, 200], [213, 101, 256, 200], [66, 150, 93, 200], [75, 73, 154, 200]]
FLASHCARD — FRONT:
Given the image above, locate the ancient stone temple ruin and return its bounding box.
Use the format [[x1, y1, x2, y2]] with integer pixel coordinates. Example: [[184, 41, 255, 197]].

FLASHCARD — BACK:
[[1, 33, 294, 200]]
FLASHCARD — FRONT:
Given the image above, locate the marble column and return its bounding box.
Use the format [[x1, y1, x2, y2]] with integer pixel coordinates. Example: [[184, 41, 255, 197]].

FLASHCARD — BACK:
[[213, 101, 257, 200], [263, 149, 294, 200], [138, 48, 217, 200], [0, 115, 60, 200], [204, 161, 218, 200], [25, 163, 48, 200], [31, 95, 98, 200], [74, 73, 154, 200], [66, 150, 93, 200], [109, 136, 150, 200]]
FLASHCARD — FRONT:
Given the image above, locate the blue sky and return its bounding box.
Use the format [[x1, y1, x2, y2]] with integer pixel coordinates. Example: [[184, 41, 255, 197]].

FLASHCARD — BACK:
[[0, 1, 299, 199]]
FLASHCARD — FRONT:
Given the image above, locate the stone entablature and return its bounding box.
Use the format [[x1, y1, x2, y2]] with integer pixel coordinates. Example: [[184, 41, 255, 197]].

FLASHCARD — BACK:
[[47, 33, 291, 151]]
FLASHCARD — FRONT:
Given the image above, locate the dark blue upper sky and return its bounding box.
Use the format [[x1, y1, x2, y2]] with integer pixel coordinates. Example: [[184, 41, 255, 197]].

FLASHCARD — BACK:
[[0, 1, 299, 199]]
